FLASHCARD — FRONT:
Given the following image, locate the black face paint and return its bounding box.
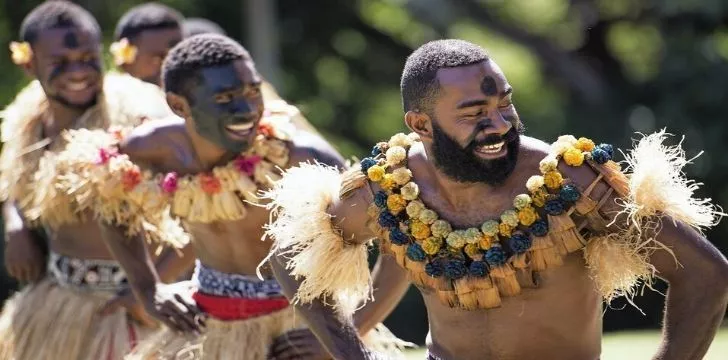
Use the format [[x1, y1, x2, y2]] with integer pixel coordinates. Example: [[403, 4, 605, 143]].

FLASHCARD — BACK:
[[481, 76, 498, 96], [431, 120, 520, 185], [188, 64, 261, 153], [63, 32, 79, 49]]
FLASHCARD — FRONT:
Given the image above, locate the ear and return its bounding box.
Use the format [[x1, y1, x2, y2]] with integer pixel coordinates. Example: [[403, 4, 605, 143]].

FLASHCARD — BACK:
[[166, 92, 191, 119], [405, 110, 433, 140]]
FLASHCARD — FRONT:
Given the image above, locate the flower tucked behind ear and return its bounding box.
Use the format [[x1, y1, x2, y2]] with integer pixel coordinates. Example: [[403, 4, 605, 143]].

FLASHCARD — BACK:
[[109, 38, 137, 66], [9, 41, 32, 65]]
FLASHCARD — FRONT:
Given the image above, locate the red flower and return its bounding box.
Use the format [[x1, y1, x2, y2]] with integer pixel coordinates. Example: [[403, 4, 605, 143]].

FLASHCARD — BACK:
[[257, 122, 274, 138], [200, 174, 221, 194], [234, 155, 262, 176], [160, 172, 178, 194], [95, 147, 118, 165], [121, 167, 142, 191]]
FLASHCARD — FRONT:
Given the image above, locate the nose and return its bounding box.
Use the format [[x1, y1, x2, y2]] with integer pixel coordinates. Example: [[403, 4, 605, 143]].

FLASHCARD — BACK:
[[479, 110, 512, 137], [230, 99, 253, 115], [65, 61, 95, 79]]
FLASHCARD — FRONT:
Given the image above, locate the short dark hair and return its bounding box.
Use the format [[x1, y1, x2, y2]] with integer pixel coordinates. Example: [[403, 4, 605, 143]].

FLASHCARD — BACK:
[[114, 2, 183, 41], [162, 34, 251, 103], [20, 0, 101, 45], [400, 39, 489, 112], [182, 18, 226, 38]]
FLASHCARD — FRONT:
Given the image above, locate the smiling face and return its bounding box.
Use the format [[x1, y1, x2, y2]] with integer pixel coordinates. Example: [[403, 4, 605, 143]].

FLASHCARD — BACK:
[[124, 28, 182, 85], [427, 60, 523, 185], [184, 58, 264, 153], [30, 27, 103, 110]]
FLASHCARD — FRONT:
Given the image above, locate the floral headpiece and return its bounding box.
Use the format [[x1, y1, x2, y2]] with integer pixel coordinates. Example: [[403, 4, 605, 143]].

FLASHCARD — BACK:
[[109, 38, 137, 66], [9, 41, 32, 65]]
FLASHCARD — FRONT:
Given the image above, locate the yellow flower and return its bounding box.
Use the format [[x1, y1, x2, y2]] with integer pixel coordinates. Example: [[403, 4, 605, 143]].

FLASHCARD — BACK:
[[430, 219, 452, 238], [539, 155, 558, 174], [563, 147, 585, 167], [518, 206, 538, 226], [400, 182, 420, 200], [480, 220, 499, 236], [550, 141, 571, 156], [576, 137, 595, 152], [385, 146, 407, 165], [500, 210, 519, 227], [499, 222, 513, 238], [465, 243, 481, 259], [406, 200, 425, 218], [109, 38, 138, 66], [392, 167, 412, 185], [367, 165, 385, 182], [9, 41, 32, 65], [380, 174, 397, 191], [407, 132, 420, 142], [422, 237, 442, 255], [388, 133, 413, 148], [386, 194, 407, 214], [464, 228, 482, 244], [479, 235, 494, 250], [557, 135, 578, 145], [513, 194, 532, 210], [531, 188, 548, 207], [410, 219, 431, 240], [526, 175, 545, 193], [543, 171, 564, 190], [446, 230, 466, 249], [419, 209, 438, 224]]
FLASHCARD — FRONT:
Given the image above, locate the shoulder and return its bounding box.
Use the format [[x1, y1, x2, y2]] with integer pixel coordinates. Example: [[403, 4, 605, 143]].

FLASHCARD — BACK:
[[287, 131, 347, 170], [120, 116, 187, 166]]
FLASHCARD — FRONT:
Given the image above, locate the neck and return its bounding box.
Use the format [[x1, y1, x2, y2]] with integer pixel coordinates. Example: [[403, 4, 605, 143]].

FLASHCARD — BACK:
[[186, 123, 235, 171], [46, 100, 87, 133]]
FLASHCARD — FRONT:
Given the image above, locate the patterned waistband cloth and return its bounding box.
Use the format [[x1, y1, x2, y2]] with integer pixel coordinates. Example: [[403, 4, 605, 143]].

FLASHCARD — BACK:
[[191, 261, 289, 321], [47, 251, 128, 292]]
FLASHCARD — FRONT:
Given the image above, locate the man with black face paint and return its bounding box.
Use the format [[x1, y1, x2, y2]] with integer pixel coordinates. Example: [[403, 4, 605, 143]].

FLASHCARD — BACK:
[[52, 34, 410, 360], [263, 39, 728, 360], [0, 2, 185, 359], [111, 2, 184, 86]]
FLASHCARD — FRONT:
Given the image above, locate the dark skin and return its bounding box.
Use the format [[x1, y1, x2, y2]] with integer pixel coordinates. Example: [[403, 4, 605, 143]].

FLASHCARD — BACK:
[[2, 26, 186, 327], [98, 57, 409, 359], [120, 28, 182, 86], [271, 60, 728, 360]]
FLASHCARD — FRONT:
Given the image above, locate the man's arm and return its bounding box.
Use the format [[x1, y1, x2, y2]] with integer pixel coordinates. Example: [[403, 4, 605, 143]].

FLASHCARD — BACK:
[[3, 200, 45, 282], [564, 147, 728, 360], [353, 254, 410, 335]]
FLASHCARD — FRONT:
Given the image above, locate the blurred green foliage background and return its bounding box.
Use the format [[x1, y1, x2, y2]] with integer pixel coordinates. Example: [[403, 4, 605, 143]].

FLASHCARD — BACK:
[[1, 0, 726, 344]]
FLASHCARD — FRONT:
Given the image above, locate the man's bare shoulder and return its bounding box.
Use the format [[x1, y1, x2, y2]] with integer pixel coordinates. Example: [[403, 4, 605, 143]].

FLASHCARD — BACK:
[[120, 116, 187, 165], [287, 130, 346, 170]]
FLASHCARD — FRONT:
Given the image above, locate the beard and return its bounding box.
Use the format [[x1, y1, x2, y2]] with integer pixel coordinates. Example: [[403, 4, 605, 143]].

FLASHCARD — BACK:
[[431, 119, 522, 185]]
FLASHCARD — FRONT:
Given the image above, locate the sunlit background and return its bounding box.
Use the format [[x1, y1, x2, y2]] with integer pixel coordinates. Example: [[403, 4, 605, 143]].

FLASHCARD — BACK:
[[0, 0, 726, 358]]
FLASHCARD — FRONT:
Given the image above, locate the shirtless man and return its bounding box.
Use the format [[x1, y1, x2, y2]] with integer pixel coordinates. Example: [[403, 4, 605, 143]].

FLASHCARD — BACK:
[[0, 2, 182, 359], [111, 2, 184, 86], [56, 34, 409, 359], [264, 39, 728, 360]]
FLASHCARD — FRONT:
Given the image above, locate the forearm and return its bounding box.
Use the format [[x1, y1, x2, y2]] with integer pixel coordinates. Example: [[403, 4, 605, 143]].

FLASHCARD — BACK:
[[654, 278, 728, 360], [154, 244, 196, 283], [353, 255, 410, 334], [270, 251, 370, 360], [100, 224, 160, 293]]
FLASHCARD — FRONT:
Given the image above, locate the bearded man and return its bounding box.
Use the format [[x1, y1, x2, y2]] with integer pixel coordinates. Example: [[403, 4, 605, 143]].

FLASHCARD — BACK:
[[263, 39, 728, 360]]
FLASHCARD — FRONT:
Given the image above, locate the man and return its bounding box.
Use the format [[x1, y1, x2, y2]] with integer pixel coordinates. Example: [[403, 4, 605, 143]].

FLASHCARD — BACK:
[[182, 17, 226, 37], [263, 39, 728, 360], [111, 2, 184, 86], [0, 2, 185, 359], [54, 34, 409, 359]]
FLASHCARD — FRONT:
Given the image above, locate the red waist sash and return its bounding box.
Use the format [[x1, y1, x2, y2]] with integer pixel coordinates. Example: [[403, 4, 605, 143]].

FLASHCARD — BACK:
[[192, 291, 289, 321]]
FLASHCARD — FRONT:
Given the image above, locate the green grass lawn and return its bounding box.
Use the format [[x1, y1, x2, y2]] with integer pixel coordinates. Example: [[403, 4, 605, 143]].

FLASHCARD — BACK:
[[403, 328, 728, 359]]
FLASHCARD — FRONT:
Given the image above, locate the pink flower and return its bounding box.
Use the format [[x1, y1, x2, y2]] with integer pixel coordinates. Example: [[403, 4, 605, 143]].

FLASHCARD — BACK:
[[95, 147, 118, 165], [234, 155, 262, 176], [161, 172, 178, 194]]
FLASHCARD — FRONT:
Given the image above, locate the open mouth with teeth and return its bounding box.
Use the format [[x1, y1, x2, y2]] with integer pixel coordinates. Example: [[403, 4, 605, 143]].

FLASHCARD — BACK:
[[225, 122, 256, 140], [65, 80, 92, 92], [474, 141, 507, 158]]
